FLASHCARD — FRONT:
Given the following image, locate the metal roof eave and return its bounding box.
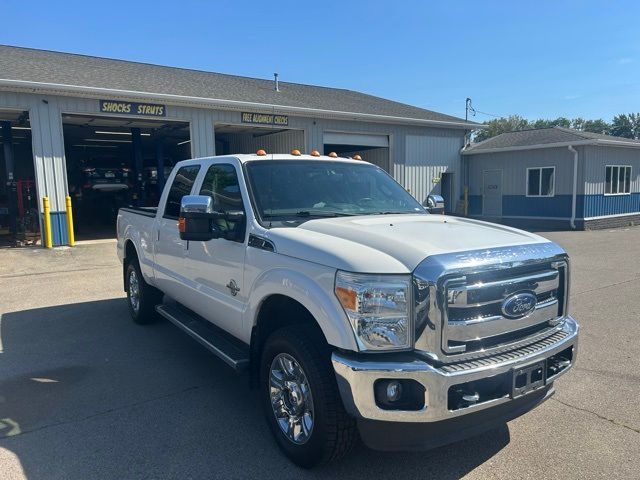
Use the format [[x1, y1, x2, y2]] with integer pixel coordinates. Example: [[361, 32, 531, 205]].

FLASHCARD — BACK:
[[0, 78, 481, 130], [462, 138, 640, 155]]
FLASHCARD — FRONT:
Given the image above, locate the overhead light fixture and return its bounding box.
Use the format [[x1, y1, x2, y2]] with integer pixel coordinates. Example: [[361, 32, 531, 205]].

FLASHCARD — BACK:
[[177, 139, 191, 146], [94, 130, 151, 136], [73, 144, 118, 148], [12, 126, 31, 130], [84, 138, 132, 143]]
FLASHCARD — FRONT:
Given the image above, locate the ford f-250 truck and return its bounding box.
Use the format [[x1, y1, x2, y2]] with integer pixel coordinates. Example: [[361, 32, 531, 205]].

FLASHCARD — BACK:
[[117, 151, 578, 467]]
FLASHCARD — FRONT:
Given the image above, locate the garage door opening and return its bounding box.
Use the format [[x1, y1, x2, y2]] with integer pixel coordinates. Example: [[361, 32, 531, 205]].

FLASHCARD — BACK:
[[62, 114, 190, 241], [215, 124, 304, 156], [0, 109, 39, 247], [323, 132, 389, 171]]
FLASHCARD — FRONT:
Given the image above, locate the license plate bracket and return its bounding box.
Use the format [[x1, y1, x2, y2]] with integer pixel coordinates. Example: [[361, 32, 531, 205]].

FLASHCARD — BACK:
[[511, 360, 546, 398]]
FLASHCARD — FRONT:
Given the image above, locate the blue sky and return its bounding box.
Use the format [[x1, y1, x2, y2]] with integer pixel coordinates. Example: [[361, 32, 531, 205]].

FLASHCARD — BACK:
[[1, 0, 639, 122]]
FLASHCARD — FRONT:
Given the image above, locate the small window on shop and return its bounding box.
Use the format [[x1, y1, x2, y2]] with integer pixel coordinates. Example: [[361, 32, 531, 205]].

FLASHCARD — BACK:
[[605, 165, 631, 195], [527, 167, 555, 197]]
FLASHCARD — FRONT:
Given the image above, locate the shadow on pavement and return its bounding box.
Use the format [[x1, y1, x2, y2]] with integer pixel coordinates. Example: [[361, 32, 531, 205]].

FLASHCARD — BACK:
[[0, 299, 510, 479]]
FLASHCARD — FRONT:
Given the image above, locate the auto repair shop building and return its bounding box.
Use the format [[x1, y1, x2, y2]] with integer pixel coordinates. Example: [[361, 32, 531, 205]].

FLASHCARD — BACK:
[[0, 45, 477, 246], [463, 126, 640, 230]]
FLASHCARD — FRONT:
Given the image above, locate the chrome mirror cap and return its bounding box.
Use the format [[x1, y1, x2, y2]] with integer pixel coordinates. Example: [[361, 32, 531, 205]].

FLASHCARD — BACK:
[[180, 195, 213, 214]]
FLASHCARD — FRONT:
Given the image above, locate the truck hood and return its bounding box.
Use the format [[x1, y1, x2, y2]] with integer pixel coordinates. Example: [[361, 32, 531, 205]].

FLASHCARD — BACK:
[[267, 214, 551, 273]]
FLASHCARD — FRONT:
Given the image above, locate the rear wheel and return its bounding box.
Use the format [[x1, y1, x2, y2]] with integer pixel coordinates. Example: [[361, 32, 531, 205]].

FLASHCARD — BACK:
[[125, 259, 162, 324], [260, 325, 358, 467]]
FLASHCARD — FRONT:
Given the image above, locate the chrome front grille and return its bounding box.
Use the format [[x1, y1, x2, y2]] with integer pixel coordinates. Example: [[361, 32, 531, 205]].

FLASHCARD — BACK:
[[413, 242, 570, 364], [442, 263, 566, 354]]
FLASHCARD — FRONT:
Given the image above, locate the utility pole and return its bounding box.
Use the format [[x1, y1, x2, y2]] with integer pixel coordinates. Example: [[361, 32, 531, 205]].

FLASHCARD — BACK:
[[465, 98, 475, 122]]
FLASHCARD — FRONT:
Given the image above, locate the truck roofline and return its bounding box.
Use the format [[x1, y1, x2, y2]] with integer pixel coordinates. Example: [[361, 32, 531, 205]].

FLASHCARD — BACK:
[[176, 153, 368, 165]]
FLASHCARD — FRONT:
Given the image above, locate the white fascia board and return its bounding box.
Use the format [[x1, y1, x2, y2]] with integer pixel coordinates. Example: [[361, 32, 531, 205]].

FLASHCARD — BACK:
[[0, 78, 480, 130], [593, 139, 640, 149], [462, 140, 594, 155]]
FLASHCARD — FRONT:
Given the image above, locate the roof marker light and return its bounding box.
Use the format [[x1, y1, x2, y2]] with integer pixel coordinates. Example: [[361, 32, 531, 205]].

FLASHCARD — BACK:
[[328, 152, 338, 158], [310, 150, 320, 157], [291, 149, 301, 156], [256, 149, 267, 156], [353, 154, 362, 160]]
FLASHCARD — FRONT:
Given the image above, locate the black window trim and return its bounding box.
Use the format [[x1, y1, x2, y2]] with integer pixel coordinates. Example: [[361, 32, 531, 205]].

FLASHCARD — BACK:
[[162, 164, 201, 220]]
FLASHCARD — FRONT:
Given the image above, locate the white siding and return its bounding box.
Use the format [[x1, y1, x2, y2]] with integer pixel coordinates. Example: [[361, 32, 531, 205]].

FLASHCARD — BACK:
[[397, 133, 463, 203]]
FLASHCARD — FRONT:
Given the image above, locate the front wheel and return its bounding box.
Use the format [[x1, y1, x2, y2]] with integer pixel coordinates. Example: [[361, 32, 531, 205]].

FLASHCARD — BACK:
[[260, 325, 358, 467]]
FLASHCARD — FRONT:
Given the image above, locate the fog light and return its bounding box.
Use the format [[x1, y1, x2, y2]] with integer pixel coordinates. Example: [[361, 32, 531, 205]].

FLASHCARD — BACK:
[[386, 381, 402, 402], [374, 379, 425, 411]]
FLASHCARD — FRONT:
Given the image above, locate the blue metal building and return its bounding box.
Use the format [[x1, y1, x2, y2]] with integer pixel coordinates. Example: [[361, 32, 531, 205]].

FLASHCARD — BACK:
[[463, 127, 640, 229]]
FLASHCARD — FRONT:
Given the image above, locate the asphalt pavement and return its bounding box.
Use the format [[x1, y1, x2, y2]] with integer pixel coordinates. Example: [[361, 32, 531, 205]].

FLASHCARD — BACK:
[[0, 229, 639, 479]]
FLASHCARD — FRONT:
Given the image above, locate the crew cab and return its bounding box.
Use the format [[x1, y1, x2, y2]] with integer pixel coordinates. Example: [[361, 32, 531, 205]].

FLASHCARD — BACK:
[[116, 152, 578, 467]]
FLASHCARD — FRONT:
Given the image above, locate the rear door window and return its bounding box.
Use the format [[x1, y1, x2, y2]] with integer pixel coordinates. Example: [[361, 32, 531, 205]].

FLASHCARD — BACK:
[[163, 165, 200, 218]]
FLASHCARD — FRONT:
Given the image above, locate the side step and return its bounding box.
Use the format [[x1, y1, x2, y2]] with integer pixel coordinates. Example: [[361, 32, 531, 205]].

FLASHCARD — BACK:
[[156, 303, 250, 372]]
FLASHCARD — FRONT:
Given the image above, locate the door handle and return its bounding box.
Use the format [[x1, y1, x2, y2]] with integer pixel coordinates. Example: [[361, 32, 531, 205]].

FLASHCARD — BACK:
[[226, 280, 240, 296]]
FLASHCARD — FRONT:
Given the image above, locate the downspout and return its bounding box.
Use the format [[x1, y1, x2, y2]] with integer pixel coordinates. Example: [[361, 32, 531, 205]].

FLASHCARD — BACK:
[[568, 145, 578, 229]]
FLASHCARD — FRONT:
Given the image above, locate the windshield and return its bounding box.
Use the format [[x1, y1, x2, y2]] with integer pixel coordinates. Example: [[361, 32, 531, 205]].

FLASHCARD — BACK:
[[245, 160, 426, 225]]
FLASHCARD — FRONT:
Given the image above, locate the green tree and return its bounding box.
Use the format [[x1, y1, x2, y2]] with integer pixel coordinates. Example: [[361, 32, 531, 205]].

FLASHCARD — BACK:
[[474, 115, 529, 142], [531, 117, 572, 129], [581, 119, 611, 135], [610, 113, 640, 139]]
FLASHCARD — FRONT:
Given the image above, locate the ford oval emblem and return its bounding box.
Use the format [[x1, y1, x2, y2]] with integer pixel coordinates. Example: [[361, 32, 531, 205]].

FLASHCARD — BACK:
[[501, 292, 537, 319]]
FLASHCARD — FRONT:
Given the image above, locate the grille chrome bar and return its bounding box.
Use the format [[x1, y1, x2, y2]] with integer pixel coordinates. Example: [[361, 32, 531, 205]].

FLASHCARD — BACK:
[[446, 298, 558, 342], [447, 270, 559, 308]]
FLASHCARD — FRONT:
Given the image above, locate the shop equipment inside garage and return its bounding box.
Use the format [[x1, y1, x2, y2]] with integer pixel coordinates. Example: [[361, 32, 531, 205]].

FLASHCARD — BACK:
[[62, 114, 190, 241], [0, 109, 38, 247]]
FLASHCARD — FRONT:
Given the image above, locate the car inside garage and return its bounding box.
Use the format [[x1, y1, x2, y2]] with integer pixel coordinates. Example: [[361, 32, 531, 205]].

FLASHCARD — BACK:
[[215, 124, 305, 155], [323, 132, 390, 170], [62, 114, 191, 240], [0, 109, 39, 246]]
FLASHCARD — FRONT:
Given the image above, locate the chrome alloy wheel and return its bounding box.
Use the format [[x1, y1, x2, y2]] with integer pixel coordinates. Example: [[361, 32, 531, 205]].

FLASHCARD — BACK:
[[128, 269, 140, 313], [269, 353, 315, 444]]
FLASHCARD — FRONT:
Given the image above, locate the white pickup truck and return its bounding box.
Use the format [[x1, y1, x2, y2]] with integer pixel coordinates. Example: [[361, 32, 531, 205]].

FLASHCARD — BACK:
[[117, 152, 578, 467]]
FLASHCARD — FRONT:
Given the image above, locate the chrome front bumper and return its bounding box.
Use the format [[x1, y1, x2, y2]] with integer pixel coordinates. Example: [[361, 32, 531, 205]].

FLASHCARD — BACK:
[[332, 317, 578, 423]]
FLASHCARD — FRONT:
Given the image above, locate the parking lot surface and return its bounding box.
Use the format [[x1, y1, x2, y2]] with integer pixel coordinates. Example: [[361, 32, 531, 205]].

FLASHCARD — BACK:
[[1, 229, 639, 479]]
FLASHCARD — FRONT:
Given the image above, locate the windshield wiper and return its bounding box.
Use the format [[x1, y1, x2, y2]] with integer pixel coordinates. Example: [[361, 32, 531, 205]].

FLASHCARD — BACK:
[[366, 211, 417, 215], [262, 211, 356, 219], [294, 211, 356, 217]]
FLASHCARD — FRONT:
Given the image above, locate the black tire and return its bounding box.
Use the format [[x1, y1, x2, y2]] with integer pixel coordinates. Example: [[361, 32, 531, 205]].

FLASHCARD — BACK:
[[260, 325, 358, 468], [125, 259, 163, 324]]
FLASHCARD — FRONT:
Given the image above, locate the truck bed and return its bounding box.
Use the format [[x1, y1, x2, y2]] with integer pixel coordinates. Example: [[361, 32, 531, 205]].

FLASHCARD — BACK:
[[119, 206, 158, 218]]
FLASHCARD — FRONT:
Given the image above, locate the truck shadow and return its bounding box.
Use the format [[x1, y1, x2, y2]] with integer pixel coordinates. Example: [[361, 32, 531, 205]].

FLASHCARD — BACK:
[[0, 299, 509, 479]]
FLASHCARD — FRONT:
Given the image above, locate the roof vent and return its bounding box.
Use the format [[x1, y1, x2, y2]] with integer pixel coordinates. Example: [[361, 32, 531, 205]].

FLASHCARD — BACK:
[[274, 73, 280, 92]]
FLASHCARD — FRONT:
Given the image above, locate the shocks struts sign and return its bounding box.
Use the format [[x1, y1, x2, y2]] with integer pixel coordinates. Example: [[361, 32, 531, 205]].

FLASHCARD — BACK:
[[99, 100, 166, 117]]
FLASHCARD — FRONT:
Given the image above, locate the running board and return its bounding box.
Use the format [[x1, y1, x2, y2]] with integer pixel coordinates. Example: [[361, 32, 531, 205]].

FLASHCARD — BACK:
[[156, 303, 250, 372]]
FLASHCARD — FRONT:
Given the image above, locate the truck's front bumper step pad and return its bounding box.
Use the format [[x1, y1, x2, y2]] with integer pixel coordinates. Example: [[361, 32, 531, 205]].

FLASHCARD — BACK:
[[331, 316, 578, 423], [156, 303, 249, 372]]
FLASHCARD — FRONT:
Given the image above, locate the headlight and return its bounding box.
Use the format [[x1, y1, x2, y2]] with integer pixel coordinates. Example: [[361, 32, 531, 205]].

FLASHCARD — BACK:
[[335, 271, 412, 351]]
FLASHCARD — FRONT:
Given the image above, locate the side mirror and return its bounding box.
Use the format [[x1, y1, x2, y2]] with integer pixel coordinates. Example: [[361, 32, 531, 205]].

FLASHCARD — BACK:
[[179, 195, 220, 241], [422, 194, 445, 214]]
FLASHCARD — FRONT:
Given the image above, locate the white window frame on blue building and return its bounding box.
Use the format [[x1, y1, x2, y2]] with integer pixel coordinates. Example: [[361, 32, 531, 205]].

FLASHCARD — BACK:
[[604, 165, 631, 195], [526, 166, 555, 197]]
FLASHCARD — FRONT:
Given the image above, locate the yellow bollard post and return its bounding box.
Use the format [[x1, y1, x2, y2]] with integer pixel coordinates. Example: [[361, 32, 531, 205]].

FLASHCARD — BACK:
[[42, 197, 53, 248], [464, 186, 469, 216], [65, 196, 75, 246]]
